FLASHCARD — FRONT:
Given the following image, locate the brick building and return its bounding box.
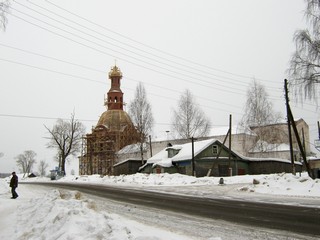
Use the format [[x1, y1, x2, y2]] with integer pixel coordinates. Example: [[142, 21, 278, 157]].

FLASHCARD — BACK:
[[79, 65, 139, 175]]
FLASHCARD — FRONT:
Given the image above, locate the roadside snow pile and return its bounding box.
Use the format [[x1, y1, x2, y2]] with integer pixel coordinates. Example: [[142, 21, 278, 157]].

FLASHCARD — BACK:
[[103, 173, 213, 185], [14, 189, 116, 240], [238, 172, 320, 197], [3, 188, 194, 240], [60, 173, 264, 186], [22, 172, 320, 197], [59, 173, 216, 185], [2, 172, 320, 239]]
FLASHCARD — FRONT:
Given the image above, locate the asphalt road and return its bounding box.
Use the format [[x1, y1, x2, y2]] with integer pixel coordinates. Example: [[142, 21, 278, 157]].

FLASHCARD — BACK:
[[25, 182, 320, 237]]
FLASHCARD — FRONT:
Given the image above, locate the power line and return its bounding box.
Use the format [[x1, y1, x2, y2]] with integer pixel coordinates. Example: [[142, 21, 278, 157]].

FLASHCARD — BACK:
[[0, 113, 95, 122], [2, 2, 304, 114], [126, 76, 242, 110], [43, 0, 279, 85], [4, 3, 284, 104], [0, 42, 246, 109], [13, 0, 282, 93], [0, 43, 105, 74], [0, 57, 104, 84], [0, 40, 286, 107], [0, 113, 236, 129], [0, 56, 243, 115], [7, 10, 251, 97], [17, 0, 256, 90]]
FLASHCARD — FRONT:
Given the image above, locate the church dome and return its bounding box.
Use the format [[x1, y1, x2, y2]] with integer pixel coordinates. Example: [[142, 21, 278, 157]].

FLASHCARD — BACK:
[[97, 110, 135, 131], [108, 65, 122, 78]]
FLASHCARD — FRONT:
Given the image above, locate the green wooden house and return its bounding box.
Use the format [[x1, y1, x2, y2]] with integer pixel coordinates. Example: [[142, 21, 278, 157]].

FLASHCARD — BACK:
[[140, 138, 302, 177], [140, 139, 249, 177]]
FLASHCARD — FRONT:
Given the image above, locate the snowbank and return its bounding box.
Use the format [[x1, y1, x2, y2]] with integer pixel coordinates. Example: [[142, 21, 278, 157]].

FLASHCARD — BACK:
[[22, 172, 320, 197], [238, 172, 320, 197], [0, 182, 195, 240], [1, 172, 320, 239]]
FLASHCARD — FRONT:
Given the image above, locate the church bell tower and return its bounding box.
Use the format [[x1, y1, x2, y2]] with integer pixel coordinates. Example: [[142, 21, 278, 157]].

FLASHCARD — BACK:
[[79, 64, 140, 176], [105, 65, 123, 110]]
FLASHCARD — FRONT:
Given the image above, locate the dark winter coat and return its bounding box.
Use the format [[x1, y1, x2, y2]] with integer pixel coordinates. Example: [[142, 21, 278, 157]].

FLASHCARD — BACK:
[[10, 174, 18, 188]]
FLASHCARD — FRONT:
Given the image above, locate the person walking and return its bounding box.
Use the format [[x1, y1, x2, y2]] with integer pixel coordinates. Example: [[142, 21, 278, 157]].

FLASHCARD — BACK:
[[10, 172, 18, 199]]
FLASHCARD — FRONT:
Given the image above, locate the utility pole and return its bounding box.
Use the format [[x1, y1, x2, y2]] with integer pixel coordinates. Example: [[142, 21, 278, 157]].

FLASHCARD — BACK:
[[149, 135, 153, 157], [302, 128, 306, 154], [284, 79, 295, 175], [207, 128, 230, 177], [284, 79, 314, 179], [191, 137, 196, 177], [228, 114, 231, 166], [228, 114, 233, 176], [139, 114, 144, 164], [316, 121, 320, 152], [288, 108, 314, 178]]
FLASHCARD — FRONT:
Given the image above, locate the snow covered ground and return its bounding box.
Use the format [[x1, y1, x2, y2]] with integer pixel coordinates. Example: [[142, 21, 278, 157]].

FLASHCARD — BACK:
[[0, 172, 319, 240]]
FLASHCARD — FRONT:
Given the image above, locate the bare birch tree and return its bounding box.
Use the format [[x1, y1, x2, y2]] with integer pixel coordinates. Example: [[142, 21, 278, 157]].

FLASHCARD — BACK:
[[0, 0, 10, 31], [172, 89, 211, 139], [45, 112, 85, 175], [239, 79, 282, 151], [15, 150, 37, 177], [38, 160, 49, 177], [288, 0, 320, 104], [128, 82, 154, 163]]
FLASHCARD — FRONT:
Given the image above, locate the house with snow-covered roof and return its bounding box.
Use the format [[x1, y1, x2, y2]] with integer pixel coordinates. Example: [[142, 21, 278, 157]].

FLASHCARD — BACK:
[[141, 139, 247, 176], [115, 119, 312, 167], [139, 138, 303, 177], [113, 118, 311, 176]]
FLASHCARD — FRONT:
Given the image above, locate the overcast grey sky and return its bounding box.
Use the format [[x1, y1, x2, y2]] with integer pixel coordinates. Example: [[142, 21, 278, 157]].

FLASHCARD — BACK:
[[1, 0, 319, 173]]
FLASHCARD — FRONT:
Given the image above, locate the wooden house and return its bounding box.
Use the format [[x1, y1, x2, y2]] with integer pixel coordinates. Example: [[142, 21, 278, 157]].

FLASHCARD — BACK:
[[140, 138, 302, 177]]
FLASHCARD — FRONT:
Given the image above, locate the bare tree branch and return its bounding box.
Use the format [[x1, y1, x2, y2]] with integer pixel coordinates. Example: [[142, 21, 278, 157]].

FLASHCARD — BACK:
[[44, 112, 85, 175], [171, 89, 211, 139], [15, 150, 37, 177], [0, 0, 10, 31], [128, 82, 154, 162], [239, 79, 283, 152], [38, 160, 49, 177], [288, 0, 320, 104]]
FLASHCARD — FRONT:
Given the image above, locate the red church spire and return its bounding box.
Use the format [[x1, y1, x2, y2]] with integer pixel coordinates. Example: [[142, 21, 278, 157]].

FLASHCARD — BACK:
[[105, 65, 123, 110]]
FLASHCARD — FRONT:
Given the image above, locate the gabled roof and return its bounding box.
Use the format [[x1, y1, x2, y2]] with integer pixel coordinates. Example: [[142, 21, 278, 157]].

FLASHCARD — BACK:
[[117, 143, 147, 154], [143, 137, 300, 169], [113, 158, 142, 167], [146, 139, 221, 167], [171, 139, 218, 162]]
